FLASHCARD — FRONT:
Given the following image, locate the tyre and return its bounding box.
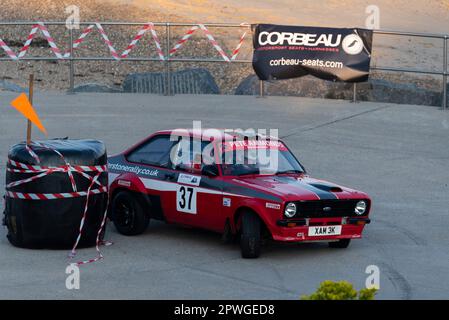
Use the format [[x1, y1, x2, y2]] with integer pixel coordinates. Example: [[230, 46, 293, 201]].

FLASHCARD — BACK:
[[240, 211, 261, 258], [111, 191, 149, 236], [329, 239, 351, 248]]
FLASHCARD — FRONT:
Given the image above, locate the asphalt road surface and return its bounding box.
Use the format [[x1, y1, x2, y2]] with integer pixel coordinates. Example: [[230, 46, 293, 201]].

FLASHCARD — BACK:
[[0, 92, 448, 299]]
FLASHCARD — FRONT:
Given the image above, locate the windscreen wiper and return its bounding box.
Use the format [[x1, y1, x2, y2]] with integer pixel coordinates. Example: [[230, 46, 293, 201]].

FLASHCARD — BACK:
[[236, 170, 260, 176], [275, 170, 303, 175]]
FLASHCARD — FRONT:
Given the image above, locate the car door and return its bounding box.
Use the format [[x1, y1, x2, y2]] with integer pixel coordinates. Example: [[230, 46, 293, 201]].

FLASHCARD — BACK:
[[170, 137, 224, 232], [125, 134, 179, 221]]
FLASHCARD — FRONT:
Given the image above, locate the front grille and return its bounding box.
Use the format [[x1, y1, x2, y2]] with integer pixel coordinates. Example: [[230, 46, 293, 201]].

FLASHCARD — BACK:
[[294, 199, 369, 218]]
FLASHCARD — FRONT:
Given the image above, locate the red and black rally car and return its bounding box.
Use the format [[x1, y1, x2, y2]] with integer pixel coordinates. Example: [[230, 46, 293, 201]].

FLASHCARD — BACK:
[[108, 129, 371, 258]]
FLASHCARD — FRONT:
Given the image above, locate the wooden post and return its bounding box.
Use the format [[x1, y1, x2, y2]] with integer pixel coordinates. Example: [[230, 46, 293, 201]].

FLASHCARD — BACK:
[[26, 74, 34, 145]]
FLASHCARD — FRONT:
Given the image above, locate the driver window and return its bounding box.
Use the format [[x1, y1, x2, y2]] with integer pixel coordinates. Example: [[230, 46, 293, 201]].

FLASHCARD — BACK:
[[172, 138, 215, 174]]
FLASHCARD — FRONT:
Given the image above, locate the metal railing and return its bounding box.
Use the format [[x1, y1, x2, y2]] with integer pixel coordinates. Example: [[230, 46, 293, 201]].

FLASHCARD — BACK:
[[367, 29, 448, 110], [0, 22, 447, 109], [0, 22, 252, 96]]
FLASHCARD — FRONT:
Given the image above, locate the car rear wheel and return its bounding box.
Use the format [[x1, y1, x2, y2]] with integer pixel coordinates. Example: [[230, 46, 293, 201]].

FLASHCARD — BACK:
[[329, 239, 351, 248], [240, 211, 261, 259], [111, 191, 149, 236]]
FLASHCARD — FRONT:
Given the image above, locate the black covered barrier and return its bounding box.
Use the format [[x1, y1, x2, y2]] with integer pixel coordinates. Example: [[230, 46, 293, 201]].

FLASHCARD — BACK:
[[3, 139, 108, 249]]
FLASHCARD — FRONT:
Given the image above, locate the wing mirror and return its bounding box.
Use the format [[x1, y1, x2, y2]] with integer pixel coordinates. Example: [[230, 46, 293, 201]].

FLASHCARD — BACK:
[[201, 165, 219, 177]]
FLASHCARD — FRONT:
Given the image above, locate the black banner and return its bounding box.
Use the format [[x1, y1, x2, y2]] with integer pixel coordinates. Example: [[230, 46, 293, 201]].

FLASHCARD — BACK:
[[252, 24, 373, 82]]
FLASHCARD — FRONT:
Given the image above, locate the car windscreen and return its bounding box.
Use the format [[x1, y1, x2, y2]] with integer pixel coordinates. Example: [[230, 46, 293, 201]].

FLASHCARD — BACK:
[[219, 140, 304, 176]]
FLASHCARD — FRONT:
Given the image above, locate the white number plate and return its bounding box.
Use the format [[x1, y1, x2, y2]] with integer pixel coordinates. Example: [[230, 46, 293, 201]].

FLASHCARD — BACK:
[[308, 225, 342, 237]]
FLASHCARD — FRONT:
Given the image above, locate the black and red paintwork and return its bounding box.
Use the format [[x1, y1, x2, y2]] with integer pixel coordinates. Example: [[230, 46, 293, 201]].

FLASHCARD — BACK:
[[108, 129, 371, 258]]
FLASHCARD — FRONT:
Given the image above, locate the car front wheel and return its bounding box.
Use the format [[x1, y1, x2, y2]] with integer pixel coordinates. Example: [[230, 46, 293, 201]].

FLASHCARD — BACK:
[[240, 211, 261, 259], [111, 191, 149, 236]]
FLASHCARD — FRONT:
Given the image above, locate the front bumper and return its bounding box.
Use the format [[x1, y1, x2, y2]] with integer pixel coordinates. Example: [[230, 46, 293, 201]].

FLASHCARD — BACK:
[[271, 217, 370, 242]]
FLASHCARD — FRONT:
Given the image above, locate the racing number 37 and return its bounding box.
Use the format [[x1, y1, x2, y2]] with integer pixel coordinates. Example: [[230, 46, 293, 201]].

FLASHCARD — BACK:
[[176, 185, 197, 214]]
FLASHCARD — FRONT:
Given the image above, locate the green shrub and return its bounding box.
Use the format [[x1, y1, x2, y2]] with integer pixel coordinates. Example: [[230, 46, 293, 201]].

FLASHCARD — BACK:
[[301, 280, 378, 300], [358, 287, 378, 300]]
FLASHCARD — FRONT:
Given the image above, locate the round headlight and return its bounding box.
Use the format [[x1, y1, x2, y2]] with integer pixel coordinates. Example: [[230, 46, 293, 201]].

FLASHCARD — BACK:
[[284, 202, 297, 218], [355, 201, 367, 215]]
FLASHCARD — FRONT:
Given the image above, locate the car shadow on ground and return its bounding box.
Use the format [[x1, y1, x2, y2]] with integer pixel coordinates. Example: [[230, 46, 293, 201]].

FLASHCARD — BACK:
[[107, 219, 338, 259]]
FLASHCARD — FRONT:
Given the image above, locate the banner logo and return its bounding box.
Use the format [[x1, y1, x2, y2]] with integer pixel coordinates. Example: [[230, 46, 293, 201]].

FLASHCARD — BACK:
[[258, 31, 341, 47], [342, 34, 364, 55]]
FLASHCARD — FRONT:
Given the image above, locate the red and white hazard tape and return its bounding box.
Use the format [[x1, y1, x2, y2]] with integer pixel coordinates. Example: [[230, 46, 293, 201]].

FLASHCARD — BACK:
[[63, 24, 95, 58], [169, 25, 199, 56], [169, 24, 247, 61], [96, 23, 120, 60], [5, 142, 110, 266], [17, 25, 39, 59], [121, 24, 152, 59], [0, 22, 166, 61], [7, 159, 107, 174], [147, 23, 165, 61], [230, 31, 247, 61], [122, 22, 165, 60], [0, 25, 36, 60], [0, 38, 17, 60], [198, 24, 230, 62], [64, 22, 166, 61], [0, 25, 39, 60], [68, 172, 110, 265], [37, 22, 64, 59], [0, 23, 63, 60], [0, 22, 247, 62], [6, 187, 108, 200]]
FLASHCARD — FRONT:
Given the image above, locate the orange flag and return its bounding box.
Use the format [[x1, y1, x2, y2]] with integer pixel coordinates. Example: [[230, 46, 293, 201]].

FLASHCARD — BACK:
[[10, 93, 47, 135]]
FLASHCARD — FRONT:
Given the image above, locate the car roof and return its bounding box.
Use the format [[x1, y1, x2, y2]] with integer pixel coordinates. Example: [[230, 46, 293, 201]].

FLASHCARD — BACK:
[[154, 129, 281, 141]]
